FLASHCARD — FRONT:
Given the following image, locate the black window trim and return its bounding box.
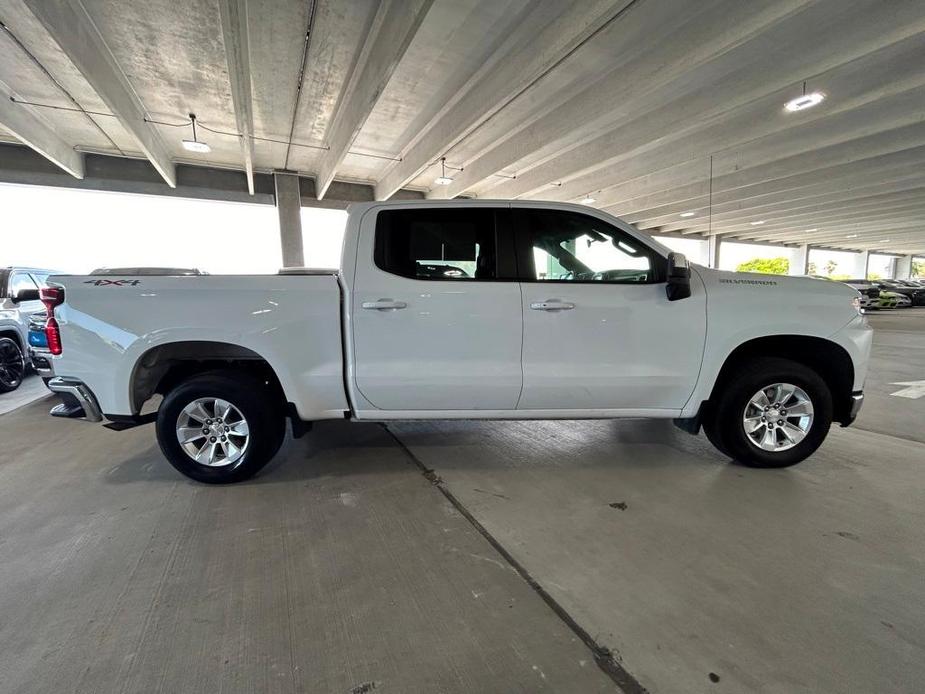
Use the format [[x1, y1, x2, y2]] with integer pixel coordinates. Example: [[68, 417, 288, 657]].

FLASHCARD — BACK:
[[373, 206, 519, 283], [512, 206, 667, 285]]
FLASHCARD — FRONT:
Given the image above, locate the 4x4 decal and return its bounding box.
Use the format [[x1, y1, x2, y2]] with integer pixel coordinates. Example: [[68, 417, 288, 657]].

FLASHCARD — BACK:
[[83, 279, 142, 287]]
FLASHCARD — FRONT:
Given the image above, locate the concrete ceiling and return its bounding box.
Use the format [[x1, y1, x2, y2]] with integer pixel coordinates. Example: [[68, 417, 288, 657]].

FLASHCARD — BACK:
[[0, 0, 923, 254]]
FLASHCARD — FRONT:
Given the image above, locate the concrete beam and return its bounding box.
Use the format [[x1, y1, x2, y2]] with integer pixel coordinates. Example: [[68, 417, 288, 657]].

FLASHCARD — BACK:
[[373, 0, 637, 200], [601, 121, 925, 218], [23, 0, 176, 187], [274, 172, 303, 267], [218, 0, 255, 195], [0, 80, 83, 178], [0, 142, 428, 209], [428, 0, 813, 200], [314, 0, 434, 200]]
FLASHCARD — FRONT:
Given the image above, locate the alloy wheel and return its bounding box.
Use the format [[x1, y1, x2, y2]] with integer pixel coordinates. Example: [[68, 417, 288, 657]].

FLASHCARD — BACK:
[[742, 382, 814, 452], [176, 397, 250, 467]]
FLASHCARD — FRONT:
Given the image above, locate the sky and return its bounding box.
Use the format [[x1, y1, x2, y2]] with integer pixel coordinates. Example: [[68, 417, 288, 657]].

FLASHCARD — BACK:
[[0, 182, 904, 278], [0, 183, 347, 274]]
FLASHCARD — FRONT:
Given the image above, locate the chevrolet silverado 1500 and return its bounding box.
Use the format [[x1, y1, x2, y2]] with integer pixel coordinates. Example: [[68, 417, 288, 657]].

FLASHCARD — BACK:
[[41, 201, 871, 483]]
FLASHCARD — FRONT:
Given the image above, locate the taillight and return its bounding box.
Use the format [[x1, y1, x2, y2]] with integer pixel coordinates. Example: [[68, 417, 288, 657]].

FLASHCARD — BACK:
[[40, 287, 65, 355]]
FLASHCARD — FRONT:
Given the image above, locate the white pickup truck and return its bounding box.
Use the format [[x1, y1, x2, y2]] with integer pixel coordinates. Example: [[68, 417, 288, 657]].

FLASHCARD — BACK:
[[42, 200, 871, 483]]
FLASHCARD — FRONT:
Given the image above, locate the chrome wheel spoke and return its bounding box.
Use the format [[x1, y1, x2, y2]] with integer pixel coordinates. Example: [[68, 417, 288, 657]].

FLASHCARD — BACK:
[[743, 415, 764, 433], [178, 427, 206, 444], [228, 419, 249, 436]]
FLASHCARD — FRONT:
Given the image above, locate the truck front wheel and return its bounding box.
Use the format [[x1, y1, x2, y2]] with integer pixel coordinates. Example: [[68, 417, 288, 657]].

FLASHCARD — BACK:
[[706, 357, 833, 468], [156, 371, 285, 484]]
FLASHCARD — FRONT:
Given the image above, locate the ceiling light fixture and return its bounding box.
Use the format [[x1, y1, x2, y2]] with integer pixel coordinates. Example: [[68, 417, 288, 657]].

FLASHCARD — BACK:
[[680, 211, 695, 218], [846, 234, 858, 239], [581, 194, 596, 205], [880, 239, 891, 243], [434, 157, 453, 185], [181, 113, 211, 153], [805, 228, 818, 232], [750, 220, 766, 226], [785, 92, 825, 111], [785, 82, 825, 112]]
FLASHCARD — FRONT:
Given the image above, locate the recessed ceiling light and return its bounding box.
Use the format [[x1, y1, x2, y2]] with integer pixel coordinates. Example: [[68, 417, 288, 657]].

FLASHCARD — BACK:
[[581, 195, 596, 205], [181, 113, 210, 153], [846, 234, 858, 239], [805, 228, 818, 232], [785, 91, 825, 112], [680, 211, 695, 218], [750, 220, 766, 226], [880, 239, 890, 243]]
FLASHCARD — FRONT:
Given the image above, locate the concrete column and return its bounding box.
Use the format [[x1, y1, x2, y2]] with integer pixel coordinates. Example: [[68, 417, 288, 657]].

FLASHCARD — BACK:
[[790, 244, 810, 276], [853, 250, 870, 279], [895, 255, 913, 280], [274, 172, 304, 267], [707, 235, 721, 269]]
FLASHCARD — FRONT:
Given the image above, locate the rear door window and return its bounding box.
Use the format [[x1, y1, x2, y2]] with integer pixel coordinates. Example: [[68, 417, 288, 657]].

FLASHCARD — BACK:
[[374, 208, 513, 281]]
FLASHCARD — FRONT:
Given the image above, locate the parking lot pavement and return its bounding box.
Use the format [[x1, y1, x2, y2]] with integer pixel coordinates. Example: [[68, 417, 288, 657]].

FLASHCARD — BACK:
[[0, 401, 618, 694], [390, 418, 925, 694], [858, 310, 925, 443], [0, 374, 51, 416]]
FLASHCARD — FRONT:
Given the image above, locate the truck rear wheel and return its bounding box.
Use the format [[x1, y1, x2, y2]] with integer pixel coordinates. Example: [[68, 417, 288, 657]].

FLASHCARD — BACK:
[[706, 357, 833, 468], [156, 371, 285, 484]]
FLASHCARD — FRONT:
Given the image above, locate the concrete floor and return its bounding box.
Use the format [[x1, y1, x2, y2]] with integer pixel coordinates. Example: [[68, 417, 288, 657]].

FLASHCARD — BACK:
[[0, 374, 49, 416], [0, 310, 922, 693]]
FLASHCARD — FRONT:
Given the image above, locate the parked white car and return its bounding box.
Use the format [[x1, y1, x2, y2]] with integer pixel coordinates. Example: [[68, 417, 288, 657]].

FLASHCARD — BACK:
[[42, 201, 871, 483]]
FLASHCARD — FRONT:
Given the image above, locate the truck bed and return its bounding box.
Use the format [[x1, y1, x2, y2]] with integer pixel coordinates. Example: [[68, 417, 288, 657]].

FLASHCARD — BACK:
[[50, 273, 349, 420]]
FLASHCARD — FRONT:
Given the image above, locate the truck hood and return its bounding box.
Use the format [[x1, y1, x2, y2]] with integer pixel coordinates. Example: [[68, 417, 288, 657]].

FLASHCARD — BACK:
[[696, 266, 860, 300]]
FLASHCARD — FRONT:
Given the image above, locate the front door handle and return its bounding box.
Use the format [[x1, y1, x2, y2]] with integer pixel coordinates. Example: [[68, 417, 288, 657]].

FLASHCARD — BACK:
[[530, 300, 575, 311], [362, 299, 407, 311]]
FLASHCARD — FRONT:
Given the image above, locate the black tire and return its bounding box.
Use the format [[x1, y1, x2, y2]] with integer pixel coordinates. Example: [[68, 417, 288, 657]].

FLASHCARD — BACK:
[[156, 371, 286, 484], [701, 408, 730, 458], [0, 337, 26, 393], [705, 357, 833, 469]]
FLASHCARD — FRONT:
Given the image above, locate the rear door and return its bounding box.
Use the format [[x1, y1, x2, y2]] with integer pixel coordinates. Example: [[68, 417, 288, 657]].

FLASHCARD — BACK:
[[351, 205, 523, 411], [514, 206, 706, 412]]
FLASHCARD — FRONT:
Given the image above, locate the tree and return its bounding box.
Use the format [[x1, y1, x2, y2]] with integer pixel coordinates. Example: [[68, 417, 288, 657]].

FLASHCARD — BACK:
[[736, 257, 790, 275], [824, 259, 837, 276], [913, 259, 924, 278], [807, 261, 817, 275]]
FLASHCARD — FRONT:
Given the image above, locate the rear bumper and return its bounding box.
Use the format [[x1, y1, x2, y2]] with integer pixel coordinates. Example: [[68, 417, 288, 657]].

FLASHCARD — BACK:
[[28, 348, 55, 377], [47, 377, 103, 422]]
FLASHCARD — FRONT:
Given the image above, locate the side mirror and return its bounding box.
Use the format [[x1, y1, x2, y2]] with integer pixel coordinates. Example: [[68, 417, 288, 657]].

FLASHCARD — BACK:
[[11, 288, 40, 303], [665, 252, 692, 301]]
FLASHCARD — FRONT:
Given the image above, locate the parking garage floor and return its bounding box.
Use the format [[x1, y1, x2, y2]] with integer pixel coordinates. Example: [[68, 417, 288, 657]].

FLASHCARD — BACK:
[[0, 311, 922, 694]]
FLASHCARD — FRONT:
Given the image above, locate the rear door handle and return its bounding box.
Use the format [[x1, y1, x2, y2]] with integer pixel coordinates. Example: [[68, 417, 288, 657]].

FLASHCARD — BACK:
[[530, 300, 575, 311], [362, 299, 407, 311]]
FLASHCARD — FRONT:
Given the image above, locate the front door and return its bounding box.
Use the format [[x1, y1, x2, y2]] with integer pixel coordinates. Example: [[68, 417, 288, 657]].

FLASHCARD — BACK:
[[514, 206, 706, 412], [351, 205, 523, 411]]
